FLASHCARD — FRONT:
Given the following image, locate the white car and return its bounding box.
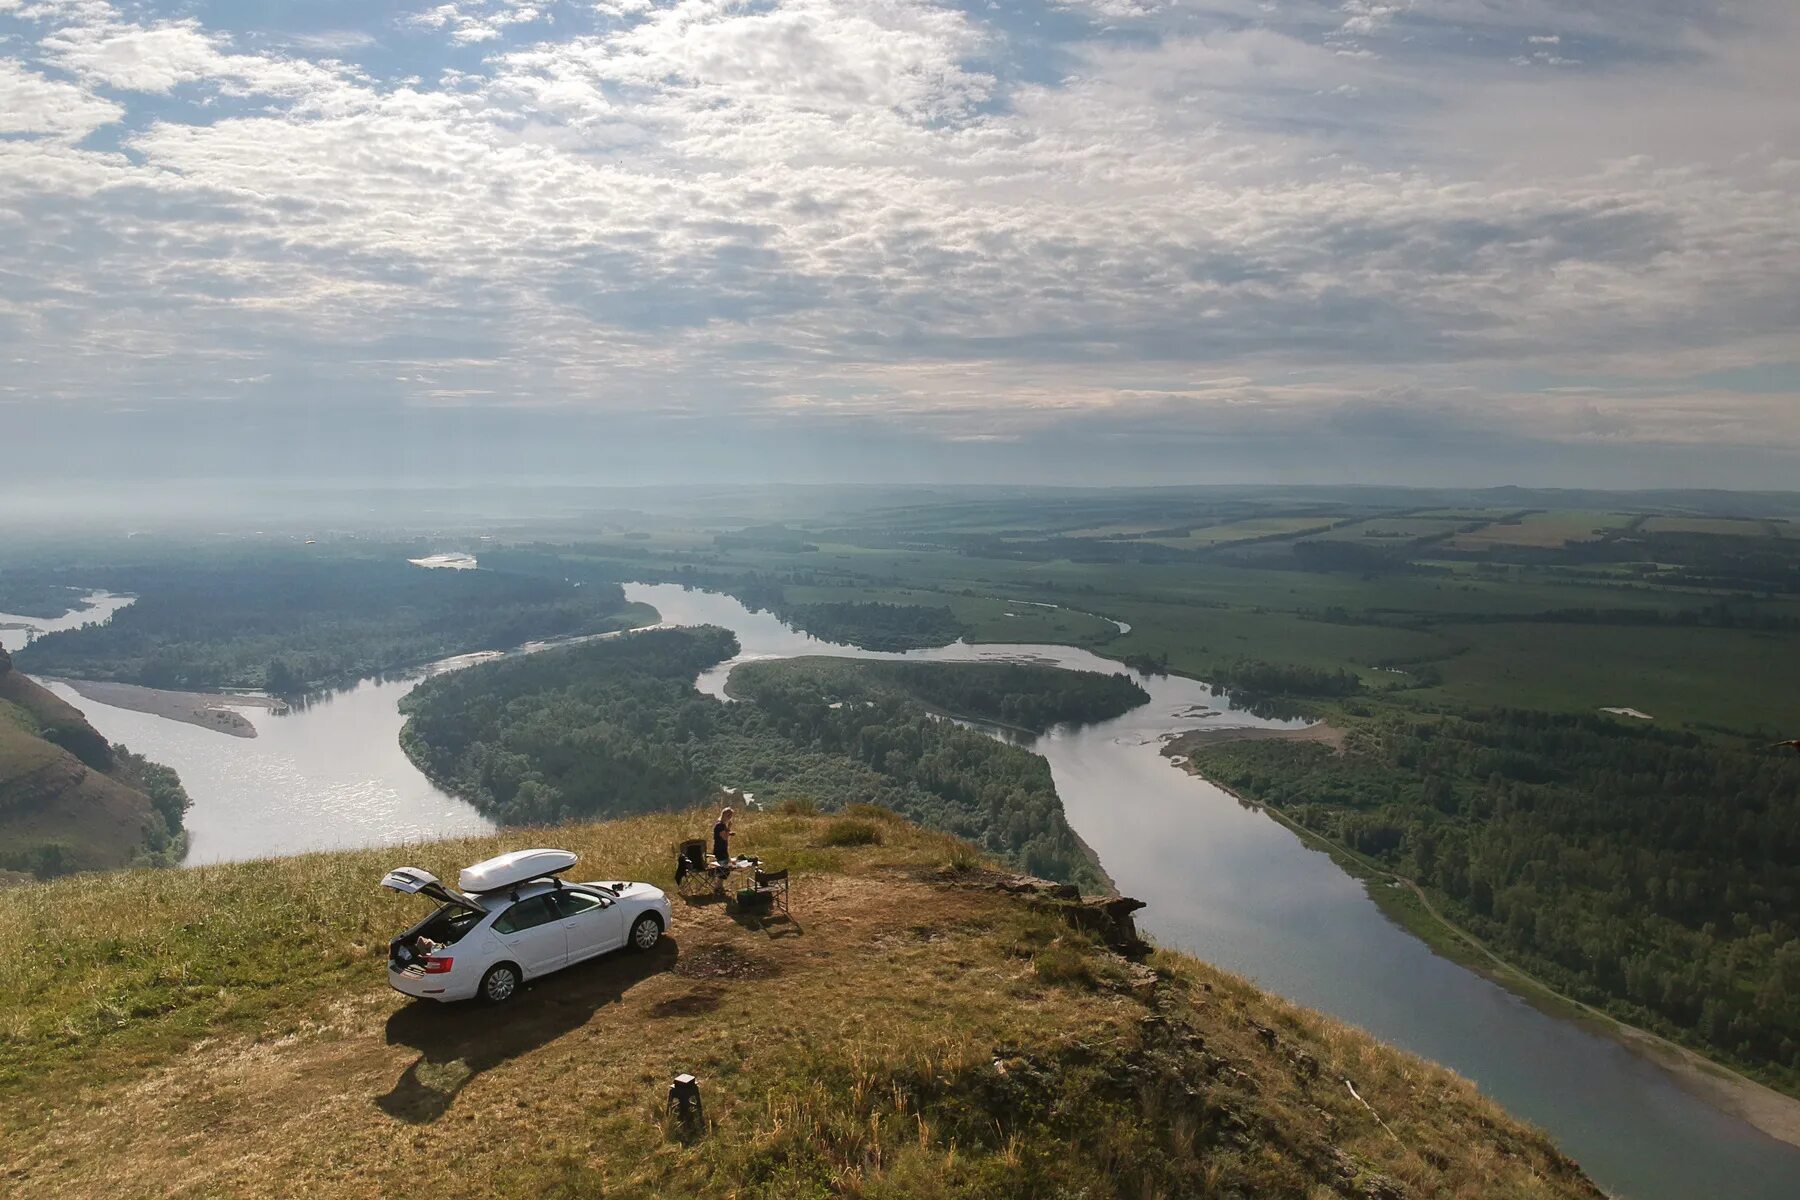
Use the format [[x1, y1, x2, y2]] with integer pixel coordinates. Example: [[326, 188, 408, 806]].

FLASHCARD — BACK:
[[382, 848, 673, 1004]]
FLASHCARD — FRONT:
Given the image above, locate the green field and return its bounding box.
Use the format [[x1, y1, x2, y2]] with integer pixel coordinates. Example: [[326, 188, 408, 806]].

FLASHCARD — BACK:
[[1140, 516, 1335, 548], [1448, 510, 1634, 549], [1641, 516, 1789, 537], [1414, 622, 1800, 733], [1307, 517, 1470, 543]]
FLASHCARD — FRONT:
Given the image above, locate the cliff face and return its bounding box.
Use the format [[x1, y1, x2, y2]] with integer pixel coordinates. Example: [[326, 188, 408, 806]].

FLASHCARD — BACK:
[[0, 649, 157, 878], [0, 810, 1604, 1199]]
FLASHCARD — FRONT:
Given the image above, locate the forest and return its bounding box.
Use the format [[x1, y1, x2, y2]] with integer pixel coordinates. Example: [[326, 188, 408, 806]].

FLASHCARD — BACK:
[[15, 560, 653, 695], [726, 657, 1148, 733], [1208, 659, 1364, 699], [109, 744, 191, 867], [399, 628, 1108, 887], [775, 601, 965, 651], [1188, 710, 1800, 1091], [0, 581, 90, 619]]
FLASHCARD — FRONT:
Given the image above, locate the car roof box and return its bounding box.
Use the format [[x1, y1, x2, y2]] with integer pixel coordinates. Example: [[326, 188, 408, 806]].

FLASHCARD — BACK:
[[459, 848, 578, 894]]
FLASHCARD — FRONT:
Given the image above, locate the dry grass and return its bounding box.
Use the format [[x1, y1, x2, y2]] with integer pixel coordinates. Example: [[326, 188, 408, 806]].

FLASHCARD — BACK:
[[0, 811, 1601, 1199]]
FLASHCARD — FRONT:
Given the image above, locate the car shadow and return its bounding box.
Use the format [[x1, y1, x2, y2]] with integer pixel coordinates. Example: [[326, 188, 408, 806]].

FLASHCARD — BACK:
[[377, 938, 679, 1124]]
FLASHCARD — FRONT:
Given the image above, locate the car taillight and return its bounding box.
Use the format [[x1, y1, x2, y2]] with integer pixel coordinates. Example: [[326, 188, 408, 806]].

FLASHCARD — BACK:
[[423, 956, 454, 974]]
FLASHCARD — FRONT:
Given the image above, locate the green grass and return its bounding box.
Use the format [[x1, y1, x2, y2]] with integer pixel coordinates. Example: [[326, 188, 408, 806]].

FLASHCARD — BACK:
[[820, 817, 883, 847], [0, 719, 63, 788]]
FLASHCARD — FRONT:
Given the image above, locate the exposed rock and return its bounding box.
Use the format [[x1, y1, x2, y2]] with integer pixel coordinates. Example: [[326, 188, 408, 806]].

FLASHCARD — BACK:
[[1286, 1047, 1322, 1082], [989, 875, 1152, 959], [993, 874, 1081, 900], [1063, 895, 1151, 959]]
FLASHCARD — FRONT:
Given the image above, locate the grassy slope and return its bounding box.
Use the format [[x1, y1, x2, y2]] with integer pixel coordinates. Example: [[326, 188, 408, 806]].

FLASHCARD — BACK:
[[0, 665, 155, 874], [0, 811, 1599, 1200]]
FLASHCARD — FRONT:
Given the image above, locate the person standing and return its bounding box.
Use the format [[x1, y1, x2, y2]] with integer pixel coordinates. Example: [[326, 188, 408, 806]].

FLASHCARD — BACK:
[[712, 806, 734, 867]]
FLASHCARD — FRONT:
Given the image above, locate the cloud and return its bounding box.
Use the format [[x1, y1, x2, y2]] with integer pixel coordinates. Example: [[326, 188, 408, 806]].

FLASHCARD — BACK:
[[0, 0, 1795, 483], [38, 13, 358, 98], [404, 1, 546, 47], [0, 57, 122, 139]]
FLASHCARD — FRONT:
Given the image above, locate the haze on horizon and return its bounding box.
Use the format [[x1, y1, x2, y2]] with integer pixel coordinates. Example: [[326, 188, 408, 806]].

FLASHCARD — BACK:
[[3, 0, 1797, 491]]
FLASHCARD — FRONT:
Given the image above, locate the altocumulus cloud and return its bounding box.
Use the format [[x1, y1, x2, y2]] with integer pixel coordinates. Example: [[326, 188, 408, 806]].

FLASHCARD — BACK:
[[0, 0, 1796, 485]]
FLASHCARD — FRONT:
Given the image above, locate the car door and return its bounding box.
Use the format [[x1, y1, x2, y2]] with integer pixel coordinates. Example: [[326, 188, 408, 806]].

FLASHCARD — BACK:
[[554, 888, 623, 962], [488, 894, 567, 978]]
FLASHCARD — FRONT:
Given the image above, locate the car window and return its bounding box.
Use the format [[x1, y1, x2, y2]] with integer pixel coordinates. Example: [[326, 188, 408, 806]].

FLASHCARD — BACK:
[[555, 890, 607, 917], [492, 895, 559, 935]]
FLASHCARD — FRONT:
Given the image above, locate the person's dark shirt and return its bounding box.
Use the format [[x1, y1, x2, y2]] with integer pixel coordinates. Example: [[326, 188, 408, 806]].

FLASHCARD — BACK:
[[713, 820, 729, 863]]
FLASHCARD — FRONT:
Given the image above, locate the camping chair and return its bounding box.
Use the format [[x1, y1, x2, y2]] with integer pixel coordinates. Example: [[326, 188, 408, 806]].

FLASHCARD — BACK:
[[752, 867, 789, 918], [674, 839, 711, 896]]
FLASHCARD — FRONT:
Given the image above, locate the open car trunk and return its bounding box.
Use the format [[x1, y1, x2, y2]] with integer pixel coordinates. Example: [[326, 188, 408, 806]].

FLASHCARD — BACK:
[[382, 866, 482, 910], [382, 866, 487, 970]]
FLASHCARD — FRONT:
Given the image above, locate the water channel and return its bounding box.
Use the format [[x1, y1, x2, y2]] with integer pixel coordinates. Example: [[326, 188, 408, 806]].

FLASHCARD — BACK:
[[10, 582, 1797, 1198]]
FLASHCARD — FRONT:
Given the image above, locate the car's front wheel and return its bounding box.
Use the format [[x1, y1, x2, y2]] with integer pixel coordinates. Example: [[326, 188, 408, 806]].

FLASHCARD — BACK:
[[630, 913, 663, 952], [479, 962, 520, 1004]]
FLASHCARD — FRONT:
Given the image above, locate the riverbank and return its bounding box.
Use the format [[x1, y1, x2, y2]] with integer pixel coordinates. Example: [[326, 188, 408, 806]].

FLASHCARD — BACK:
[[1162, 720, 1346, 756], [1159, 728, 1800, 1151], [41, 678, 285, 739]]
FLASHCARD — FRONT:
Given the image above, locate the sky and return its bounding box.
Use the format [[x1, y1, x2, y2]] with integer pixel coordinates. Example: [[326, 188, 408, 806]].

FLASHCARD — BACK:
[[2, 0, 1797, 490]]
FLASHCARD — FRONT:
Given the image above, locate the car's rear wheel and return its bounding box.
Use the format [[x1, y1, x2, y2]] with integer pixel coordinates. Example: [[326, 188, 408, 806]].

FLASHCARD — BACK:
[[480, 962, 520, 1004], [630, 913, 663, 951]]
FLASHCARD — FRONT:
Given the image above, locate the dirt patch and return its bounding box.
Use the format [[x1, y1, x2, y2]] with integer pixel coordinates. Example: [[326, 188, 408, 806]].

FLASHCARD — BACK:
[[671, 942, 781, 981]]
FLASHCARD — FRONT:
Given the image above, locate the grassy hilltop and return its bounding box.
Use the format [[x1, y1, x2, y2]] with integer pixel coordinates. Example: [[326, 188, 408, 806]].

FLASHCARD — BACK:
[[0, 809, 1599, 1199]]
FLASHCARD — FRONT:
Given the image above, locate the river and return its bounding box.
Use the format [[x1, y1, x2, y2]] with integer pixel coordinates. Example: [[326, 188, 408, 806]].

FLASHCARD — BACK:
[[14, 582, 1800, 1197], [0, 591, 137, 654]]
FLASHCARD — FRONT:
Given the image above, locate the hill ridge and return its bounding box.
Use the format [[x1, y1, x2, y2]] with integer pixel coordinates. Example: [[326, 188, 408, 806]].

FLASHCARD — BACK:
[[0, 648, 181, 878]]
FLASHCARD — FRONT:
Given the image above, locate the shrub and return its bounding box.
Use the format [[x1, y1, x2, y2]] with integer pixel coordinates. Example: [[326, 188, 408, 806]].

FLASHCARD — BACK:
[[942, 841, 982, 874], [779, 795, 820, 816], [1031, 939, 1097, 988], [820, 819, 882, 848]]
